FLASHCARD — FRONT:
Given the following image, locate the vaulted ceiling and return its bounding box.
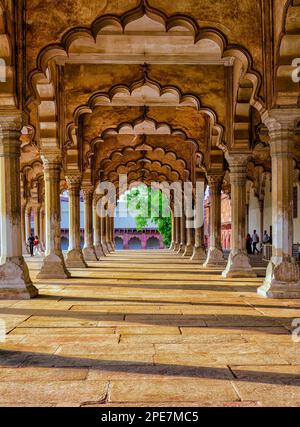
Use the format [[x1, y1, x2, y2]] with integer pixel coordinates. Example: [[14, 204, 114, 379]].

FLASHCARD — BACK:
[[0, 0, 298, 205]]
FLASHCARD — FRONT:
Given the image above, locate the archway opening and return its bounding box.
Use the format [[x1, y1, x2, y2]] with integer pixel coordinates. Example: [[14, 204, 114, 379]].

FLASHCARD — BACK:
[[128, 237, 142, 250], [146, 236, 160, 250], [114, 184, 171, 251]]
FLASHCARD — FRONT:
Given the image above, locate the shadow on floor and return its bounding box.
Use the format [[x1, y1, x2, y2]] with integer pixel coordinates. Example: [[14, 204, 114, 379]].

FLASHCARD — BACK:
[[0, 349, 299, 386]]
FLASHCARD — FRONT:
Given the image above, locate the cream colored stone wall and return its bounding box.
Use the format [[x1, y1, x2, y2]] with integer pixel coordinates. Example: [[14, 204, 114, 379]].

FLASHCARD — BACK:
[[248, 176, 300, 245], [248, 188, 261, 236]]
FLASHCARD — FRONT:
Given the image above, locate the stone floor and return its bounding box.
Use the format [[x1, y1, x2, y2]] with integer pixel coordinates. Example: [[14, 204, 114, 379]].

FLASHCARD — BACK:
[[0, 250, 300, 407]]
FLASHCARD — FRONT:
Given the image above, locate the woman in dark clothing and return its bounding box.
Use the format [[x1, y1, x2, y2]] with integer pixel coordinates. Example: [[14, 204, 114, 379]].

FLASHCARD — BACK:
[[246, 234, 253, 255]]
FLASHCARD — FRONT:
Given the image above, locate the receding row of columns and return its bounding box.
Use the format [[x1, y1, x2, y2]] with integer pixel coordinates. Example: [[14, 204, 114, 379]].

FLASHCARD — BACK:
[[0, 118, 116, 298], [169, 110, 300, 298], [0, 110, 299, 299], [37, 169, 116, 280]]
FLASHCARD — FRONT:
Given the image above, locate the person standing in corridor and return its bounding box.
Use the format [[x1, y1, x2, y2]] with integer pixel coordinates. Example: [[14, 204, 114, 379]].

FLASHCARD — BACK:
[[28, 233, 35, 257], [252, 230, 260, 254]]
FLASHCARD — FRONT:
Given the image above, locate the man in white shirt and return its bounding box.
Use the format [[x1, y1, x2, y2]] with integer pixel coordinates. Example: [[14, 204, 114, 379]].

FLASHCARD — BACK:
[[252, 230, 260, 254]]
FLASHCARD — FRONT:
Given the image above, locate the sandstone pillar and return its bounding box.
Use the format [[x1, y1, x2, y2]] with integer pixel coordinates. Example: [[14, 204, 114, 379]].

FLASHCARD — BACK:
[[100, 215, 109, 255], [177, 213, 186, 254], [25, 207, 32, 241], [37, 155, 70, 279], [258, 111, 300, 298], [192, 225, 206, 262], [170, 211, 175, 250], [204, 175, 226, 267], [259, 199, 264, 247], [106, 215, 113, 252], [82, 187, 98, 261], [0, 114, 37, 298], [191, 179, 206, 261], [173, 216, 180, 251], [93, 195, 105, 258], [21, 203, 27, 253], [65, 175, 87, 268], [33, 205, 41, 238], [40, 208, 45, 250], [183, 217, 194, 257], [111, 216, 115, 251], [222, 153, 256, 278]]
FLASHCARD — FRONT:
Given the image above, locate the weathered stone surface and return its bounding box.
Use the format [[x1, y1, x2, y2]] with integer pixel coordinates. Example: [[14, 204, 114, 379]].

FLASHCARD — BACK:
[[0, 251, 299, 406]]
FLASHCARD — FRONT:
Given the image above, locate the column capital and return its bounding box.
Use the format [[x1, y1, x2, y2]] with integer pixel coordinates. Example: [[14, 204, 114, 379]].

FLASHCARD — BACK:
[[41, 149, 62, 166], [93, 193, 101, 204], [206, 174, 224, 192], [0, 111, 23, 135], [66, 173, 82, 189], [226, 152, 250, 185], [82, 186, 94, 201]]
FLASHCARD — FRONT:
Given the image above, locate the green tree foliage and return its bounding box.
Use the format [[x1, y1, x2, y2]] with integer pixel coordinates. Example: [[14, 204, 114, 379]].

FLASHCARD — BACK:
[[126, 185, 172, 247]]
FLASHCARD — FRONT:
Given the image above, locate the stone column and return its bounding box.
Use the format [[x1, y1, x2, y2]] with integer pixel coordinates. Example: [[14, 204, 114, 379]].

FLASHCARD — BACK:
[[0, 114, 37, 298], [204, 175, 226, 267], [170, 211, 175, 250], [21, 203, 27, 253], [37, 155, 70, 279], [174, 216, 180, 251], [33, 204, 41, 238], [82, 187, 98, 261], [259, 199, 264, 246], [106, 215, 113, 252], [100, 215, 109, 255], [177, 212, 186, 254], [192, 226, 206, 262], [65, 175, 87, 268], [25, 206, 32, 241], [222, 153, 256, 278], [40, 207, 45, 250], [111, 216, 115, 251], [183, 217, 194, 257], [258, 110, 300, 298], [191, 179, 206, 262], [93, 195, 105, 258], [245, 203, 249, 236]]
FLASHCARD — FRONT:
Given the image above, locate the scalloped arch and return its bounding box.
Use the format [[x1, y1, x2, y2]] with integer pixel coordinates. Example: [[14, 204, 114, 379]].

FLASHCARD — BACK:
[[27, 0, 264, 155], [275, 0, 300, 106], [85, 113, 204, 173], [97, 145, 189, 182], [0, 1, 15, 107]]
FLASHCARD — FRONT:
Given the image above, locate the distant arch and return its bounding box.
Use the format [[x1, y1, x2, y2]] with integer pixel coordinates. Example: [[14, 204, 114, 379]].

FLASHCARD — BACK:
[[146, 236, 160, 249], [115, 236, 124, 250], [128, 237, 142, 250]]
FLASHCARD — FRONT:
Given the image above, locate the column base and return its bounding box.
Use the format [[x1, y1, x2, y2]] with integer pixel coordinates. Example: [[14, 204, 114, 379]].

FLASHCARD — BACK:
[[183, 245, 194, 257], [169, 242, 175, 251], [191, 246, 206, 262], [173, 243, 180, 252], [37, 253, 71, 279], [103, 242, 111, 254], [0, 257, 38, 299], [95, 244, 105, 258], [177, 244, 185, 254], [66, 249, 88, 268], [107, 242, 114, 252], [204, 248, 226, 267], [222, 251, 257, 278], [258, 258, 300, 299], [83, 246, 98, 261]]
